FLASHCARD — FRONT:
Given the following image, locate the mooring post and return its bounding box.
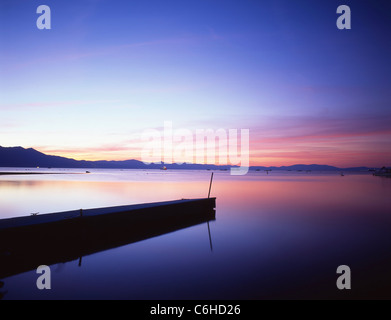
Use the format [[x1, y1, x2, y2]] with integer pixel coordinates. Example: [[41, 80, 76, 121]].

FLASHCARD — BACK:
[[208, 172, 214, 198], [80, 209, 83, 217]]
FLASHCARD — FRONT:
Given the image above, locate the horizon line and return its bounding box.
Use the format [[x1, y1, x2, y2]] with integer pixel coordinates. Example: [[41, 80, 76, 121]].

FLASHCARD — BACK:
[[0, 145, 384, 169]]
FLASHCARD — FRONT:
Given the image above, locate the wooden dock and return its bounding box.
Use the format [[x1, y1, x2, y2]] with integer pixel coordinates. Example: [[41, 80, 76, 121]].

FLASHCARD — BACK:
[[0, 198, 216, 279]]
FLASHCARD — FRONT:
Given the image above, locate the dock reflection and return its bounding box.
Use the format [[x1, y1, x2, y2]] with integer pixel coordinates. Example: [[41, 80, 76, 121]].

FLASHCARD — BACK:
[[0, 201, 216, 282]]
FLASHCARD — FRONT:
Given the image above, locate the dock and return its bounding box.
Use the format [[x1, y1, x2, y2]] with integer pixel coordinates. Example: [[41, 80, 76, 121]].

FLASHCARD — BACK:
[[0, 198, 216, 279]]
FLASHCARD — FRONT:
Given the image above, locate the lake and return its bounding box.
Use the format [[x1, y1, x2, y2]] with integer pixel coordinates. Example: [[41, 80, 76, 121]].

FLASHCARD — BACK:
[[1, 169, 390, 300]]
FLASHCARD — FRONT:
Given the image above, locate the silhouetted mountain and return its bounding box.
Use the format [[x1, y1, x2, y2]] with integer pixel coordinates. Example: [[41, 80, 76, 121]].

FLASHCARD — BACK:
[[0, 146, 229, 170], [251, 164, 340, 171], [0, 146, 81, 168], [0, 146, 372, 171], [250, 164, 372, 171]]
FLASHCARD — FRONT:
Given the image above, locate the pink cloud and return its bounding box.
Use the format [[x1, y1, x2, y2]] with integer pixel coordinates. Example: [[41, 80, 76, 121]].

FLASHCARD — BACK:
[[34, 143, 141, 161], [248, 114, 391, 167]]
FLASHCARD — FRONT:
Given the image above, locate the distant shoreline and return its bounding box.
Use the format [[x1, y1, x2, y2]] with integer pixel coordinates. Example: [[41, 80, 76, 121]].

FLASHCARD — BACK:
[[0, 172, 86, 176], [0, 147, 382, 172]]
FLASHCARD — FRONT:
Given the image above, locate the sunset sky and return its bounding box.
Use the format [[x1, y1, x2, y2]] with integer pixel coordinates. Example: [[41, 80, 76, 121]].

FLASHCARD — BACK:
[[1, 0, 390, 167]]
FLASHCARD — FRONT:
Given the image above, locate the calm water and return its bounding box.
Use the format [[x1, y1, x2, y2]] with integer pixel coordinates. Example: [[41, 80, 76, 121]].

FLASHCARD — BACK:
[[1, 169, 390, 300]]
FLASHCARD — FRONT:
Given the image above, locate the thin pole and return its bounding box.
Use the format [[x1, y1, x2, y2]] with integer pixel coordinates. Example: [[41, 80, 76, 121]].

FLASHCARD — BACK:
[[208, 172, 214, 198]]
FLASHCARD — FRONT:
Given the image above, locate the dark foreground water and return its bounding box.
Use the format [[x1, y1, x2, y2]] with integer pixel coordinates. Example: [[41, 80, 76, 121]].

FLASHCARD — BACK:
[[0, 169, 390, 300]]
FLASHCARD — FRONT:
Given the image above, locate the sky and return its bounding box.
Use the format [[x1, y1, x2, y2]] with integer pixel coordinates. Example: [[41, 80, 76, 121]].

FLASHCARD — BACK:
[[1, 0, 390, 167]]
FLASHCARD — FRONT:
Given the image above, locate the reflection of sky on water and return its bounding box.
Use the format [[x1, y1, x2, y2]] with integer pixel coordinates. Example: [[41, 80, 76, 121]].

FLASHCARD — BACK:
[[1, 170, 391, 299], [0, 169, 218, 219]]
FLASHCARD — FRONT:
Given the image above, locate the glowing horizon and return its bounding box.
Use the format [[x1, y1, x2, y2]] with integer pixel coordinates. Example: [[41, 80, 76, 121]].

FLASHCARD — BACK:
[[1, 1, 390, 169]]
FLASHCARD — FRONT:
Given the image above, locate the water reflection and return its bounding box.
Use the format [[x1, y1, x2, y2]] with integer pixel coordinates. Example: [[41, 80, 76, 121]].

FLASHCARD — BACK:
[[1, 170, 391, 299], [0, 280, 6, 299], [0, 173, 216, 219], [0, 202, 216, 281], [207, 222, 213, 252]]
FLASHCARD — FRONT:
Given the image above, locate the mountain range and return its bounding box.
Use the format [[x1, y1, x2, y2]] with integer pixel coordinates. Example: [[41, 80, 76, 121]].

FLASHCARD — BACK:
[[0, 146, 373, 171]]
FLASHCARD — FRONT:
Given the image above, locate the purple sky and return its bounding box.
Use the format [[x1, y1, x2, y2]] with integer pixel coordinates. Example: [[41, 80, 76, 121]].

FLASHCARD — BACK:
[[1, 0, 390, 167]]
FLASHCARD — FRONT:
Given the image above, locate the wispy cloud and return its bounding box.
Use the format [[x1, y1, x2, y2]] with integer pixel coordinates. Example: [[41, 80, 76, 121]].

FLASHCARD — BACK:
[[35, 143, 142, 161], [0, 99, 123, 110], [252, 114, 391, 141], [1, 32, 226, 73], [248, 114, 391, 167]]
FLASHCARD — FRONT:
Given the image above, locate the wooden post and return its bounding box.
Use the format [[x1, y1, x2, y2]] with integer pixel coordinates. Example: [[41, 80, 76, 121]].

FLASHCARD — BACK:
[[208, 172, 214, 198]]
